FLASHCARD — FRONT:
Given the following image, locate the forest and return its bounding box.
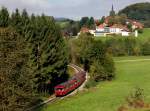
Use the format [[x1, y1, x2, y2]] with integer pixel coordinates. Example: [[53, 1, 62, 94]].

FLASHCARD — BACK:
[[0, 7, 115, 111], [0, 7, 68, 110], [119, 2, 150, 27]]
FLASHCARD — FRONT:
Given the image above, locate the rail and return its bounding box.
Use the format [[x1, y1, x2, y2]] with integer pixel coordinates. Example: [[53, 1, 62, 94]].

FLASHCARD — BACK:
[[26, 64, 88, 111]]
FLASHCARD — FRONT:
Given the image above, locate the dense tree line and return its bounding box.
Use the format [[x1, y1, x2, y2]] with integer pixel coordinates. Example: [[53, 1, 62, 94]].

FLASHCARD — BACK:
[[79, 17, 95, 29], [0, 7, 68, 110], [105, 37, 150, 56], [119, 2, 150, 27], [57, 17, 95, 37], [0, 27, 40, 111]]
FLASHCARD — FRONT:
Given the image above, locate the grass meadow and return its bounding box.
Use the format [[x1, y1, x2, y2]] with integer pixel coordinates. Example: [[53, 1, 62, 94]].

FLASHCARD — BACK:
[[39, 56, 150, 111]]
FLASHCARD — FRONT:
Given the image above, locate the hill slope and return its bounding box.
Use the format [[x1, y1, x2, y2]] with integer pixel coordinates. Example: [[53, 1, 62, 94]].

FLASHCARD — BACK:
[[40, 56, 150, 111], [119, 2, 150, 27]]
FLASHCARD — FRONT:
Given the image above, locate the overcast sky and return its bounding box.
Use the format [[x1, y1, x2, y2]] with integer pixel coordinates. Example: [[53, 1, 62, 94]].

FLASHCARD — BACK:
[[0, 0, 149, 19]]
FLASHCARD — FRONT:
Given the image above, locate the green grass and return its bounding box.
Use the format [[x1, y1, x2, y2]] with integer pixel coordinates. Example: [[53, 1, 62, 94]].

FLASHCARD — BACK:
[[138, 28, 150, 41], [113, 56, 150, 61], [39, 56, 150, 111], [56, 21, 70, 29]]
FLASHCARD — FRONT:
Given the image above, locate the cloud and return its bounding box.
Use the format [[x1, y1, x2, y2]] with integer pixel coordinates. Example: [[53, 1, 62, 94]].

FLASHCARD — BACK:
[[0, 0, 149, 19]]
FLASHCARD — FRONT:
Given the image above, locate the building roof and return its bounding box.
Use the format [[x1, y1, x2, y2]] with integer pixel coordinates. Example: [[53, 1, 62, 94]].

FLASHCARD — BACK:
[[132, 21, 143, 28], [80, 27, 89, 33], [97, 24, 105, 28], [110, 24, 130, 32], [110, 24, 124, 28], [127, 19, 144, 28], [104, 16, 112, 24]]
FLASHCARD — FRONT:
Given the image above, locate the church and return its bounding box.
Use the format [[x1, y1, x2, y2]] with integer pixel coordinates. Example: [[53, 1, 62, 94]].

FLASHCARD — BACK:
[[79, 5, 143, 37]]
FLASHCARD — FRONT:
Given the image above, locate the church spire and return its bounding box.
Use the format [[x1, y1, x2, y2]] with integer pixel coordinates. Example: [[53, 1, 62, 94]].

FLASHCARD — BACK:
[[112, 4, 114, 11], [110, 4, 115, 16]]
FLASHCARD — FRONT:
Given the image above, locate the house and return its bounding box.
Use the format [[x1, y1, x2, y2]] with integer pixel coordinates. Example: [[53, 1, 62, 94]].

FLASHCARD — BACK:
[[94, 24, 110, 37], [77, 5, 143, 37], [121, 29, 130, 36], [109, 24, 122, 34], [78, 27, 90, 35], [94, 31, 106, 37], [109, 24, 127, 34], [131, 21, 144, 29], [96, 24, 105, 32], [126, 19, 144, 30], [80, 27, 90, 33]]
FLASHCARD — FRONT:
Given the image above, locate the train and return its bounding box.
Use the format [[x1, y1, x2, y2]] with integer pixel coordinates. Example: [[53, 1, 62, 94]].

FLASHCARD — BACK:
[[54, 70, 86, 97]]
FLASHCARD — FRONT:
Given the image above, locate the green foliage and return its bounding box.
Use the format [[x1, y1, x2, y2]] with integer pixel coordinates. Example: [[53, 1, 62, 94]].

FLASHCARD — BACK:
[[105, 37, 141, 56], [88, 41, 115, 81], [141, 39, 150, 55], [69, 34, 115, 82], [88, 17, 95, 29], [0, 7, 9, 27], [0, 8, 69, 110], [79, 17, 95, 29], [128, 87, 144, 102], [69, 33, 93, 66], [85, 79, 97, 89], [24, 14, 69, 93], [41, 56, 150, 111], [99, 16, 105, 24], [0, 27, 39, 111], [119, 2, 150, 27], [108, 15, 127, 26], [79, 17, 89, 28], [90, 60, 107, 82], [10, 9, 22, 34]]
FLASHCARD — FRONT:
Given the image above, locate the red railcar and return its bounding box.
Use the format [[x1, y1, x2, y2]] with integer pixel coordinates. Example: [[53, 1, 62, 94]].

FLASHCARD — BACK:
[[54, 71, 86, 97]]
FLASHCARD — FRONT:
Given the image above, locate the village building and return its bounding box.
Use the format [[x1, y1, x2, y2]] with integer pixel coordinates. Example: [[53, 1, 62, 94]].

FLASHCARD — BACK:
[[78, 5, 143, 37]]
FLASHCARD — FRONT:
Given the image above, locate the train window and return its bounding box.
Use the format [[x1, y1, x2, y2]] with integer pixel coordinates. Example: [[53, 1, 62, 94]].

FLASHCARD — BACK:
[[56, 88, 63, 91]]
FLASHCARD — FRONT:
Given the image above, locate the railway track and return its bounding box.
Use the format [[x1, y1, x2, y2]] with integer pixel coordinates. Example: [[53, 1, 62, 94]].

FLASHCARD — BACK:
[[26, 64, 87, 111]]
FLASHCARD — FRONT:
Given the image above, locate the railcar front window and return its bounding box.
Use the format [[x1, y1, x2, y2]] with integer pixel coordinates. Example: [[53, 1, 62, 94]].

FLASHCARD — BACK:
[[56, 88, 63, 91]]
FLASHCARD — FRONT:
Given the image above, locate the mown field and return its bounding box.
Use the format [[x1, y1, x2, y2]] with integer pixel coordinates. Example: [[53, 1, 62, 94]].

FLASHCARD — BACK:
[[39, 56, 150, 111]]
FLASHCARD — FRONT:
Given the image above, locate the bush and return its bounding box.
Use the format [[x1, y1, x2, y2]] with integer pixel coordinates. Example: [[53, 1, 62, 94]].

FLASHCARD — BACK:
[[141, 39, 150, 55], [102, 55, 115, 80], [90, 60, 106, 82], [85, 79, 98, 89], [105, 37, 140, 56], [105, 38, 127, 56]]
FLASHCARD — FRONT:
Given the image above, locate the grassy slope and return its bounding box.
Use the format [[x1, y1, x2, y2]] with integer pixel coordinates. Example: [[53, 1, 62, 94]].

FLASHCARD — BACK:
[[137, 28, 150, 41], [56, 21, 70, 29], [40, 56, 150, 111]]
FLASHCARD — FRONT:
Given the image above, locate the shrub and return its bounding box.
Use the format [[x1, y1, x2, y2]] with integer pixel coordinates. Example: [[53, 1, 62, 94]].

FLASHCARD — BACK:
[[85, 79, 98, 89], [90, 60, 106, 82], [141, 39, 150, 55], [105, 37, 140, 56]]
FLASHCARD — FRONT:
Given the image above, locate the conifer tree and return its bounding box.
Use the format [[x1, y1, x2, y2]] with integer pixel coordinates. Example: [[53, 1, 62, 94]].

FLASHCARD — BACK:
[[26, 15, 68, 93], [10, 9, 22, 34], [0, 27, 38, 111], [0, 7, 9, 27]]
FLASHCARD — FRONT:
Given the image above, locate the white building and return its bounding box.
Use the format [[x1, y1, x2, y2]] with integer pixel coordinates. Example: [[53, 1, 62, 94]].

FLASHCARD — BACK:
[[121, 29, 130, 36], [96, 24, 105, 32]]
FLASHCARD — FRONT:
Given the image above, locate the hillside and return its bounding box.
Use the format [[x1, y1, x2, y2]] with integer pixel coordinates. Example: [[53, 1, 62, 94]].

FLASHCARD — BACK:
[[39, 56, 150, 111], [119, 2, 150, 27]]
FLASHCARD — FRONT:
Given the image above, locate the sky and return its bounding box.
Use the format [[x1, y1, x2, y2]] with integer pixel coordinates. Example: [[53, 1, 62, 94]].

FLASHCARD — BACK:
[[0, 0, 150, 19]]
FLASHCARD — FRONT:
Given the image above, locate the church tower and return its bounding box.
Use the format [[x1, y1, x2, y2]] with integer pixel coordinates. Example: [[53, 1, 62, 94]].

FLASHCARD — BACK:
[[109, 4, 115, 16]]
